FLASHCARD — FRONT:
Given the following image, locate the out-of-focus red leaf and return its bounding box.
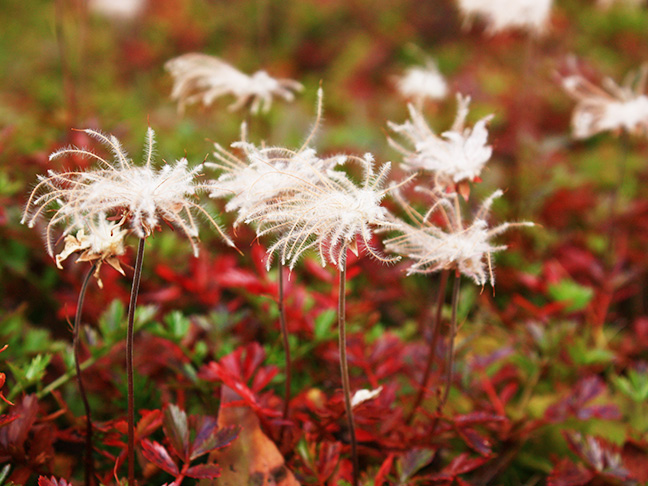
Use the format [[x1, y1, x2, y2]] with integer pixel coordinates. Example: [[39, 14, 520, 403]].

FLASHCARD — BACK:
[[185, 463, 222, 479], [547, 458, 594, 486], [190, 421, 239, 461], [457, 427, 492, 456], [316, 441, 341, 483], [38, 476, 71, 486], [141, 439, 179, 476], [163, 404, 189, 460], [442, 453, 488, 476], [374, 453, 394, 486], [621, 439, 648, 482], [545, 376, 620, 422]]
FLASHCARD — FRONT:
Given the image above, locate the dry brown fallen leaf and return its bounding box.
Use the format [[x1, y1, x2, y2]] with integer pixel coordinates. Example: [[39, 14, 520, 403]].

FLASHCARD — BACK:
[[199, 385, 300, 486]]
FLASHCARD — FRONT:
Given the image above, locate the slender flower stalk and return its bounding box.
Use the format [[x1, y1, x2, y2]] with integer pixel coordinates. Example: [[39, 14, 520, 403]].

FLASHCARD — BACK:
[[277, 261, 292, 446], [74, 263, 98, 486], [405, 269, 449, 425], [441, 271, 461, 410], [337, 251, 359, 486], [126, 238, 145, 486]]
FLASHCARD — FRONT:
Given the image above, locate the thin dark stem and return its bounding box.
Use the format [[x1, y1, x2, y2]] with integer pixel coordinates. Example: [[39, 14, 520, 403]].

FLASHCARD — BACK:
[[406, 269, 449, 425], [338, 251, 358, 486], [440, 272, 461, 410], [74, 262, 97, 486], [127, 238, 146, 486], [607, 131, 630, 262], [278, 262, 292, 446]]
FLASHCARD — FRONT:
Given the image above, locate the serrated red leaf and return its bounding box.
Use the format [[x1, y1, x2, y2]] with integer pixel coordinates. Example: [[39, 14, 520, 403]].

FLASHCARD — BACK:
[[186, 463, 222, 479], [163, 404, 189, 460], [190, 421, 239, 461], [137, 409, 164, 438], [141, 439, 180, 476], [38, 476, 71, 486]]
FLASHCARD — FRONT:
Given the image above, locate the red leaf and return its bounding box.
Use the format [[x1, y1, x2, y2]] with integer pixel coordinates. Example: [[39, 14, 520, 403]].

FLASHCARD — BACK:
[[457, 427, 492, 456], [38, 477, 71, 486], [622, 439, 648, 482], [547, 458, 594, 486], [186, 463, 222, 479], [163, 405, 189, 460], [190, 421, 239, 461], [141, 439, 180, 476], [442, 453, 488, 476], [374, 453, 394, 486]]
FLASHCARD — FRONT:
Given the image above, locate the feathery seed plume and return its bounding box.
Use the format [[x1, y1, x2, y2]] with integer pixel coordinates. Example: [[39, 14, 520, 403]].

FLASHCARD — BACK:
[[165, 53, 303, 114], [388, 94, 493, 190], [562, 65, 648, 138], [22, 128, 232, 257]]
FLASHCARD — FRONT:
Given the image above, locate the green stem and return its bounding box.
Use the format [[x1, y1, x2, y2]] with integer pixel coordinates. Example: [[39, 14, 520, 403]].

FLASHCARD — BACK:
[[440, 272, 461, 410], [127, 238, 146, 486], [74, 263, 97, 486], [278, 262, 292, 447], [338, 251, 358, 486], [406, 269, 449, 425]]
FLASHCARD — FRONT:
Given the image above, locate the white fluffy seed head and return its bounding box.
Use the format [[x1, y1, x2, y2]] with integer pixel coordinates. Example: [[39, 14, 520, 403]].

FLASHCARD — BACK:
[[246, 155, 399, 271], [562, 65, 648, 139], [388, 94, 493, 189], [396, 62, 448, 103], [457, 0, 553, 35], [22, 128, 232, 258], [165, 53, 303, 115], [385, 189, 533, 286]]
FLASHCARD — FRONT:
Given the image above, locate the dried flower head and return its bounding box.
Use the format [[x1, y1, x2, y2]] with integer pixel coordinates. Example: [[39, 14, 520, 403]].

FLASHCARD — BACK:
[[207, 90, 344, 225], [388, 94, 494, 190], [165, 53, 303, 115], [385, 188, 533, 286], [55, 214, 128, 288], [562, 65, 648, 139], [596, 0, 645, 10], [22, 128, 232, 257], [396, 61, 448, 105], [456, 0, 553, 35], [89, 0, 146, 20], [246, 154, 399, 270]]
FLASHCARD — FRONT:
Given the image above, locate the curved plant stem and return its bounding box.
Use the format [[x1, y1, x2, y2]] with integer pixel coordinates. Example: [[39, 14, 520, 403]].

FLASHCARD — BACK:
[[127, 238, 146, 486], [337, 251, 358, 486], [406, 269, 449, 425], [440, 271, 461, 410], [74, 263, 97, 486], [278, 261, 292, 446]]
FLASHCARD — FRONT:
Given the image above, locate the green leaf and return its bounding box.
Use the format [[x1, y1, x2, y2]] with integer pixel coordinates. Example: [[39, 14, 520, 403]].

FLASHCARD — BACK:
[[548, 279, 594, 312], [613, 369, 648, 402], [164, 311, 190, 341], [314, 309, 336, 341], [24, 354, 52, 383]]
